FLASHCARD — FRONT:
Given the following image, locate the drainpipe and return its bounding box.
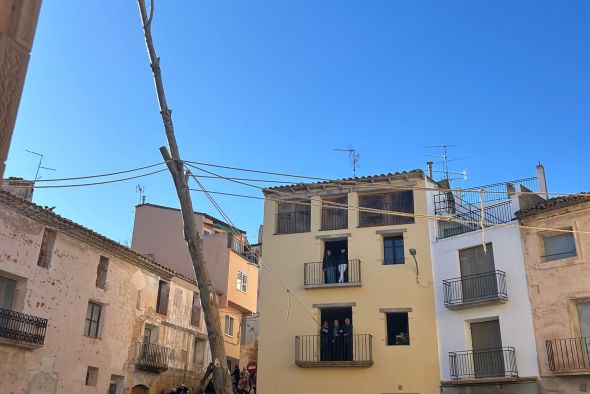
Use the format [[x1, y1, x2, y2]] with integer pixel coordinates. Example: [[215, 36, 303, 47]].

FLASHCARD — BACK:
[[536, 163, 549, 200]]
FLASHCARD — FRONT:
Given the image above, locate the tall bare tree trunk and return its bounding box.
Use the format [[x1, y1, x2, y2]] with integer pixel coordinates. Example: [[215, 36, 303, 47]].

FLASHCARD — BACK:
[[136, 1, 233, 393]]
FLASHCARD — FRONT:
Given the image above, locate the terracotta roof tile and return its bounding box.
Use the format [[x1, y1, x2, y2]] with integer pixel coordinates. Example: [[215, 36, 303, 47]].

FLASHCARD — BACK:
[[515, 192, 590, 218]]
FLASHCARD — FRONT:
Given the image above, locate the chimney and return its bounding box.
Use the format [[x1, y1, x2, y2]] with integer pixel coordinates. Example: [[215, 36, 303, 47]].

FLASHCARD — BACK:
[[426, 162, 433, 179], [536, 163, 549, 200], [1, 177, 35, 202]]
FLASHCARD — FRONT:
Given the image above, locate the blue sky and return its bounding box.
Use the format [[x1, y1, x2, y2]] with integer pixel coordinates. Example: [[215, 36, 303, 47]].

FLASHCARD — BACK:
[[6, 1, 590, 244]]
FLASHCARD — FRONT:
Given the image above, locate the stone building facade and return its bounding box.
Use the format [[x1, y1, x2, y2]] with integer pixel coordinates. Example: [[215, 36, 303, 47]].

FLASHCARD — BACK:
[[517, 194, 590, 393], [0, 189, 209, 394], [0, 0, 42, 177]]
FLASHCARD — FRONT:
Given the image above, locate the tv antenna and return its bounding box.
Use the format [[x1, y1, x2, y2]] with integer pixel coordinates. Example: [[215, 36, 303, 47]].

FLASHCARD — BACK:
[[136, 184, 146, 205], [423, 144, 468, 181], [25, 150, 56, 180], [335, 144, 360, 178]]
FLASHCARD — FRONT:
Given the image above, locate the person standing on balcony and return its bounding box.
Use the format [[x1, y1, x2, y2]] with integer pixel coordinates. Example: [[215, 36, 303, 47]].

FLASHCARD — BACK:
[[323, 250, 336, 284], [337, 248, 348, 283], [332, 319, 342, 361], [320, 320, 331, 361], [342, 318, 353, 361]]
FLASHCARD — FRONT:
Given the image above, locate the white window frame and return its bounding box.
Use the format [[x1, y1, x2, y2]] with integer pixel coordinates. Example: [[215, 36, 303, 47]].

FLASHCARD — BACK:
[[224, 315, 235, 337], [236, 271, 248, 293]]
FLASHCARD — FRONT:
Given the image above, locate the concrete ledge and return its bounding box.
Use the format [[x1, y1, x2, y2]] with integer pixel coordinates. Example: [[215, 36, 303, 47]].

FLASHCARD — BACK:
[[442, 376, 539, 386], [0, 336, 43, 350], [296, 360, 373, 368], [305, 282, 361, 289], [445, 296, 508, 311]]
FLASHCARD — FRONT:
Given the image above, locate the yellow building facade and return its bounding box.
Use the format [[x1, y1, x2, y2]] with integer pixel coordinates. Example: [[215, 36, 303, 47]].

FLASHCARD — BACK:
[[257, 170, 440, 394]]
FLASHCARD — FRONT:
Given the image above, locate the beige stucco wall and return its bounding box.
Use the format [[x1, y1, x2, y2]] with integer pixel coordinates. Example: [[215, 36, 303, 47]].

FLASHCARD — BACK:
[[0, 200, 208, 394], [257, 177, 440, 394], [520, 201, 590, 393]]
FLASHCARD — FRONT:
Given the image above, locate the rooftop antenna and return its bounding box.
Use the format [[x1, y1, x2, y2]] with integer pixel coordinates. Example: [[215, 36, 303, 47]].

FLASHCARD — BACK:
[[335, 144, 360, 178], [25, 150, 56, 180], [423, 145, 468, 182], [136, 184, 146, 204]]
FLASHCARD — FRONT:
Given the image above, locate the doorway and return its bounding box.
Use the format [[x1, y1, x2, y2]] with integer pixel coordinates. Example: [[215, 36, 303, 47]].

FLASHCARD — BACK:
[[131, 385, 148, 394], [320, 307, 353, 361], [459, 244, 496, 302], [324, 240, 348, 284], [471, 319, 504, 378]]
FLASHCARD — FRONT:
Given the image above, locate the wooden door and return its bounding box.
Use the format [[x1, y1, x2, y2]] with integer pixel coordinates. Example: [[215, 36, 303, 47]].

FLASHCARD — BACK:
[[471, 320, 504, 378], [459, 244, 496, 301]]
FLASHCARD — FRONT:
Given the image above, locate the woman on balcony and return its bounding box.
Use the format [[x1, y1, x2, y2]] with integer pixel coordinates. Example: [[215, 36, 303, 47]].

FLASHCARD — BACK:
[[337, 248, 348, 283]]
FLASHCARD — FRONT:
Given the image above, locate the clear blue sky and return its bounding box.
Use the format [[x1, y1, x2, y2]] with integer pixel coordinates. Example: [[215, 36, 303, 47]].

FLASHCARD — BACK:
[[6, 1, 589, 244]]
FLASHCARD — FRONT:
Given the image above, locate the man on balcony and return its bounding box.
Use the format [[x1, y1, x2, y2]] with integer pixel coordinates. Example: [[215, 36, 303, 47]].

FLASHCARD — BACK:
[[323, 250, 337, 284]]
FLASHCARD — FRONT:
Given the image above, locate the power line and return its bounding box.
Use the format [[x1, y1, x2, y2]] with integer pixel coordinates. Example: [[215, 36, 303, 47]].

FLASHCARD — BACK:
[[185, 167, 322, 327]]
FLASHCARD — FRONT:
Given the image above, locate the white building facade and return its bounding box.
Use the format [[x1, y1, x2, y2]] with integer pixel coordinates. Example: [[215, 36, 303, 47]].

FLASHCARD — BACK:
[[429, 178, 542, 393]]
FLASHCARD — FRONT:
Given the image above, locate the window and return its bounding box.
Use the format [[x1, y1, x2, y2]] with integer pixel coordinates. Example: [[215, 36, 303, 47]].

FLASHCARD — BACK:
[[191, 292, 201, 327], [577, 302, 590, 338], [386, 312, 409, 346], [224, 315, 235, 336], [0, 276, 16, 310], [542, 229, 577, 262], [359, 191, 414, 227], [383, 236, 405, 265], [194, 337, 207, 366], [237, 271, 248, 292], [37, 228, 56, 268], [85, 366, 99, 386], [321, 195, 348, 230], [96, 256, 109, 289], [156, 280, 170, 315], [277, 200, 311, 234], [84, 302, 102, 338]]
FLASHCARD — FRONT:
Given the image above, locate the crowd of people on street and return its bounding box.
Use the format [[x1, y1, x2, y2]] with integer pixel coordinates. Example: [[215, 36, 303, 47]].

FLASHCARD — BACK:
[[323, 248, 349, 283], [233, 365, 256, 393], [320, 317, 353, 361]]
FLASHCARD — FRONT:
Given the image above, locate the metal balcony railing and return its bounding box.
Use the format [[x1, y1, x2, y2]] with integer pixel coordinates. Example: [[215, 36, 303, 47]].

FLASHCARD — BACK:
[[304, 259, 361, 288], [359, 202, 414, 227], [136, 342, 170, 372], [443, 270, 507, 309], [295, 334, 373, 367], [436, 199, 513, 239], [276, 212, 311, 234], [321, 208, 348, 230], [546, 337, 590, 373], [450, 347, 518, 380], [0, 307, 48, 347]]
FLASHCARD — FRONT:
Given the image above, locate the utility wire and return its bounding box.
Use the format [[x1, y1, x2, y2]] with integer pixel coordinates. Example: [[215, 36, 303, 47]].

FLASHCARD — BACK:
[[186, 167, 322, 327]]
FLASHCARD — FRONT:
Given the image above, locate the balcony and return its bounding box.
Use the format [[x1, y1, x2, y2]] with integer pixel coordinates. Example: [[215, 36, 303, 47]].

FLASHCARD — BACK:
[[443, 270, 508, 310], [450, 347, 518, 380], [321, 208, 348, 231], [295, 334, 373, 367], [276, 212, 311, 234], [0, 308, 48, 349], [135, 342, 170, 372], [359, 202, 415, 227], [304, 259, 361, 289], [546, 337, 590, 374]]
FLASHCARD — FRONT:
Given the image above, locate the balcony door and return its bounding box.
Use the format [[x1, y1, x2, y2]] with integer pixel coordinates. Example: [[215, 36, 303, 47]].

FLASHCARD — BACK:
[[576, 302, 590, 365], [459, 244, 496, 302], [471, 319, 504, 378], [320, 307, 352, 362]]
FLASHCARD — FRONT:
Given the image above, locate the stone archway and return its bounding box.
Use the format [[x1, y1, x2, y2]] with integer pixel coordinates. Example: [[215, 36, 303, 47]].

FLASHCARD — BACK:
[[131, 384, 149, 394]]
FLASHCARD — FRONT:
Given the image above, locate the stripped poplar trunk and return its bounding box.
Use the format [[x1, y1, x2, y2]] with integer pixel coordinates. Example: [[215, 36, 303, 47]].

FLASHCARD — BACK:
[[136, 1, 233, 393]]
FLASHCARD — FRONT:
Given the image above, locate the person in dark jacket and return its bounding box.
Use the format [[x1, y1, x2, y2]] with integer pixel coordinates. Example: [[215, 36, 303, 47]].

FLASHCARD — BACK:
[[320, 320, 331, 361], [323, 250, 336, 284], [342, 317, 353, 361], [232, 365, 240, 390], [332, 319, 342, 361]]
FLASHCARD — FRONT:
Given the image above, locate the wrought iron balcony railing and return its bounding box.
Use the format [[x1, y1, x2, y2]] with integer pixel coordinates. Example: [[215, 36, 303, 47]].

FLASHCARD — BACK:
[[304, 259, 361, 288], [295, 334, 373, 367], [359, 202, 414, 227], [450, 347, 518, 380], [0, 307, 48, 347], [276, 211, 311, 234], [546, 337, 590, 373], [321, 208, 348, 230], [443, 270, 508, 310], [136, 341, 170, 372]]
